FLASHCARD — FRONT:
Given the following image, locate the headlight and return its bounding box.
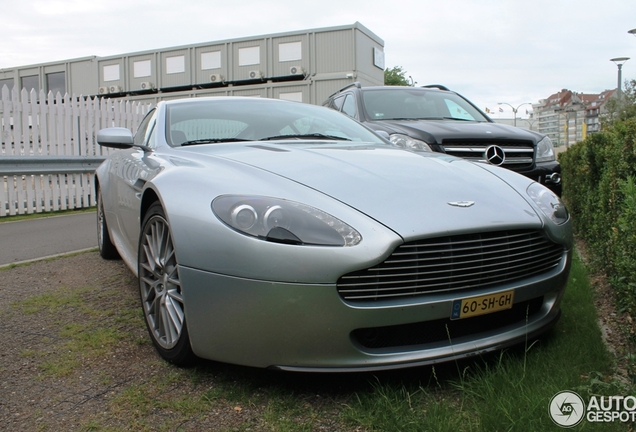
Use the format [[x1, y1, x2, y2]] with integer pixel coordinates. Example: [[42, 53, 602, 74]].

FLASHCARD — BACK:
[[212, 195, 362, 246], [389, 134, 432, 152], [527, 183, 568, 225], [536, 136, 555, 162]]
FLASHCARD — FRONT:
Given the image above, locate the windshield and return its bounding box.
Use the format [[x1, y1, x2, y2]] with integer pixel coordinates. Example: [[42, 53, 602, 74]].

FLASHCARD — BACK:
[[166, 98, 385, 147], [361, 89, 489, 122]]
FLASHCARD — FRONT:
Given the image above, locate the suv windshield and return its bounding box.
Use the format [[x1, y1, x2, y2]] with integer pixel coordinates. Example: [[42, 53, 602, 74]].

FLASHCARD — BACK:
[[361, 89, 489, 122]]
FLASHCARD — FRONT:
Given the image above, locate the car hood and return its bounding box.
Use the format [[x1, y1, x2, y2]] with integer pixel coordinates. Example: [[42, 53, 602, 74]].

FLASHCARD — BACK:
[[369, 119, 541, 143], [185, 142, 541, 238]]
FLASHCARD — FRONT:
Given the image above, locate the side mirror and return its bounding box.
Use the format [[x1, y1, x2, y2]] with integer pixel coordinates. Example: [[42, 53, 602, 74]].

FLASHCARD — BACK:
[[97, 127, 134, 149]]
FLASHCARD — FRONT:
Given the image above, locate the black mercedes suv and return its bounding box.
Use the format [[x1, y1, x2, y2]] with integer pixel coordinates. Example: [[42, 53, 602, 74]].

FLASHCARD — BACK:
[[323, 83, 562, 196]]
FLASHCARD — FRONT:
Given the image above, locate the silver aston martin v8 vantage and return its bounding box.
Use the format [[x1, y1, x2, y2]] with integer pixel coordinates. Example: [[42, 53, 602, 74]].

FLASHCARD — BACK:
[[95, 97, 572, 372]]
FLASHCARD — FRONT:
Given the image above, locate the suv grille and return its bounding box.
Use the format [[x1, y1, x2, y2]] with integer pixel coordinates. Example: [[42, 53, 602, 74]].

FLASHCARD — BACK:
[[337, 230, 564, 302], [441, 139, 534, 171]]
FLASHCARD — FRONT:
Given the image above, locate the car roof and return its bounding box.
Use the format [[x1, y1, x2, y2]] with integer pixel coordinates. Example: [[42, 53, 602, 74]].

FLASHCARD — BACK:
[[328, 84, 452, 99], [359, 86, 449, 93]]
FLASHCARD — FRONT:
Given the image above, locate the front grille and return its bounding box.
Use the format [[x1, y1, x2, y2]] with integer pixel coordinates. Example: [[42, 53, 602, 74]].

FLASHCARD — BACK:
[[352, 297, 544, 349], [337, 230, 564, 302], [441, 139, 534, 171]]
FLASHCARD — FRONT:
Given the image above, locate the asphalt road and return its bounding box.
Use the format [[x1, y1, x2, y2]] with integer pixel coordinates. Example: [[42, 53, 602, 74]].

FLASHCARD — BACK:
[[0, 211, 97, 266]]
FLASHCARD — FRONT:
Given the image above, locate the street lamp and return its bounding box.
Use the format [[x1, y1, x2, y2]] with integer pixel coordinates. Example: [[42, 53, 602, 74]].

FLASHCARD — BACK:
[[610, 57, 630, 99], [628, 28, 636, 37], [497, 102, 532, 127]]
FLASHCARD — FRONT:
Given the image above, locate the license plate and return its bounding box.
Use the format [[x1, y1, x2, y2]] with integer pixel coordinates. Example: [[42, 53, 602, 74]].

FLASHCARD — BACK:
[[451, 290, 514, 320]]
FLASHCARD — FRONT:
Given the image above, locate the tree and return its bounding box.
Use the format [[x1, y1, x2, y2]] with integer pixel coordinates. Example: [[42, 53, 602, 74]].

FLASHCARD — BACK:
[[384, 66, 413, 86], [601, 79, 636, 127]]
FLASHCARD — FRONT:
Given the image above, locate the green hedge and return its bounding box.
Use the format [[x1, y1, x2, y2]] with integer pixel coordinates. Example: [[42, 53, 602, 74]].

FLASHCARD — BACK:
[[559, 118, 636, 314]]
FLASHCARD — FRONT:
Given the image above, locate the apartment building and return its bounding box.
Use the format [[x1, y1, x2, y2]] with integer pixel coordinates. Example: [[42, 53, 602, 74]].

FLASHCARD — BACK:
[[533, 88, 616, 147]]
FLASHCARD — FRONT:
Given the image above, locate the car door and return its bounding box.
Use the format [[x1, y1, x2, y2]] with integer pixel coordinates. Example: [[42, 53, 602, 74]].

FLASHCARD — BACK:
[[113, 109, 159, 255]]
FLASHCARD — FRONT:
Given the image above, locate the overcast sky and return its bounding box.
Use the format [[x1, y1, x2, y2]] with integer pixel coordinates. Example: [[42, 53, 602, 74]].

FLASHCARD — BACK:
[[1, 0, 635, 118]]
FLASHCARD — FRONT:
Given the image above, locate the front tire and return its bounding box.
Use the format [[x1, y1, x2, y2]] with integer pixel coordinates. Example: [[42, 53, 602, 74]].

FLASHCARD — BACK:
[[138, 202, 194, 366]]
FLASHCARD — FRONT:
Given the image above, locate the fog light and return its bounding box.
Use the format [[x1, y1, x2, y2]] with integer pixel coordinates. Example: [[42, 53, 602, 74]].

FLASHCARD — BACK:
[[546, 173, 561, 185]]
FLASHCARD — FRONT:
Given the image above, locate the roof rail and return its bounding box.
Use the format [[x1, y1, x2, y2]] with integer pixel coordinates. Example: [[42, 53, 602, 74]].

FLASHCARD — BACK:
[[328, 81, 362, 98], [422, 84, 450, 91]]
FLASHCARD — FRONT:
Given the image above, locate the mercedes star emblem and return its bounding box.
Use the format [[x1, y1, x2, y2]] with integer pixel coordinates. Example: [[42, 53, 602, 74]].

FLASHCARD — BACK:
[[485, 145, 506, 166]]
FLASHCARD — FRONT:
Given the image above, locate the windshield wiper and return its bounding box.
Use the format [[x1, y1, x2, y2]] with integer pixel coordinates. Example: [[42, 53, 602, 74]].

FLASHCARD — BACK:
[[180, 138, 250, 146], [259, 133, 351, 141], [385, 117, 477, 121], [440, 117, 476, 121]]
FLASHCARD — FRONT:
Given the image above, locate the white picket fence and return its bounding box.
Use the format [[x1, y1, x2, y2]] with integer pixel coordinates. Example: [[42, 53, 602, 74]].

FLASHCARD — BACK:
[[0, 86, 152, 216]]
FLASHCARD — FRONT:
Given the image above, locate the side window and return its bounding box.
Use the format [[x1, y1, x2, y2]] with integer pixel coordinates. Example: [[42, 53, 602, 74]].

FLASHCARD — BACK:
[[133, 109, 157, 146], [331, 95, 345, 111], [341, 94, 357, 118]]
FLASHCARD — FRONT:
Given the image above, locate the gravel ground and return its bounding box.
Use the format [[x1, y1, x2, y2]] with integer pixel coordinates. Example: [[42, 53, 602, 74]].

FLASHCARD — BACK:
[[0, 252, 365, 431], [0, 253, 152, 431]]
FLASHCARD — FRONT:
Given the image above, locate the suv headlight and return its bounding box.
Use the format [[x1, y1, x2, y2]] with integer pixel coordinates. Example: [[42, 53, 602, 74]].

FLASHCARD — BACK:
[[389, 134, 432, 152], [212, 195, 362, 246], [527, 183, 568, 225], [536, 136, 555, 162]]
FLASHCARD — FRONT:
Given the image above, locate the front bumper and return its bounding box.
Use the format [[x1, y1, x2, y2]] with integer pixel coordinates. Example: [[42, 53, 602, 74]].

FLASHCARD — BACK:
[[179, 249, 571, 371]]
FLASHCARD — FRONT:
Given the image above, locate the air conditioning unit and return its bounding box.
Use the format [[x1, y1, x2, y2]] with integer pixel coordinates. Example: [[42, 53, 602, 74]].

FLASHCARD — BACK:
[[289, 66, 305, 76], [108, 85, 122, 93], [209, 74, 224, 83], [98, 87, 109, 95], [140, 82, 155, 90], [248, 70, 263, 80]]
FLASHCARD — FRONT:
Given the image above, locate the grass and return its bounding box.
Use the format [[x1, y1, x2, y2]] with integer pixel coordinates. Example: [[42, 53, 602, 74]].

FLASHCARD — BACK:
[[13, 286, 88, 314], [6, 250, 634, 431], [11, 284, 140, 379]]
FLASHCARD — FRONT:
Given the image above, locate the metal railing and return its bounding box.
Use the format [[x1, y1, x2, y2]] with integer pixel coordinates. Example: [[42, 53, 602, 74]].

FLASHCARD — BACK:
[[0, 157, 106, 216], [0, 156, 105, 176]]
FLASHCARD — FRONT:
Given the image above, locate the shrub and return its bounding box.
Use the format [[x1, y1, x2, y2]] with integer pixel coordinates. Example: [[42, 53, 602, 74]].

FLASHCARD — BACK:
[[559, 118, 636, 314]]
